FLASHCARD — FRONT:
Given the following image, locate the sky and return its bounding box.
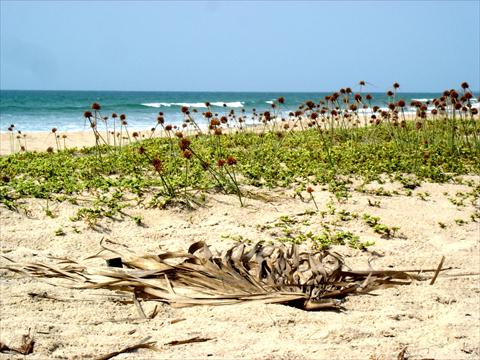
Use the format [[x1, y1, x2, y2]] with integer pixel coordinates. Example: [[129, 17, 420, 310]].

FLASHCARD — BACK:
[[0, 0, 479, 92]]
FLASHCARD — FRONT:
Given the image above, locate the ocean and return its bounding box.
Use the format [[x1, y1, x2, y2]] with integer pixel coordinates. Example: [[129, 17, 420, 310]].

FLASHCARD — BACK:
[[0, 90, 477, 133]]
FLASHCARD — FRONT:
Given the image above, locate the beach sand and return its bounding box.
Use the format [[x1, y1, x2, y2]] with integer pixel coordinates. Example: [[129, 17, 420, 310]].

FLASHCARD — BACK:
[[1, 176, 479, 359]]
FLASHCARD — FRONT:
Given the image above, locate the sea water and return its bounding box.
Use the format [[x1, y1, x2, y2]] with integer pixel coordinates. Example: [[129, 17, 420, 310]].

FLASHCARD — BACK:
[[0, 90, 477, 133]]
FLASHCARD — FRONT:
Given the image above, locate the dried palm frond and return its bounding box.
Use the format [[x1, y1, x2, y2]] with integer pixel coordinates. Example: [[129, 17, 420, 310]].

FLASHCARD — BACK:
[[1, 240, 447, 311]]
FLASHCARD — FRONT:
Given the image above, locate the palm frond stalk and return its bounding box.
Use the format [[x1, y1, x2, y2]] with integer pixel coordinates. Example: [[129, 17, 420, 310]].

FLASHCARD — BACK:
[[1, 241, 447, 311]]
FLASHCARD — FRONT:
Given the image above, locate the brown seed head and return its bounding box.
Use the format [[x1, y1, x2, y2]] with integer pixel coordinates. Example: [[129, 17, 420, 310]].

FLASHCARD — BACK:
[[461, 82, 469, 89], [120, 114, 126, 121], [179, 137, 191, 151], [277, 96, 285, 104], [157, 116, 165, 124], [210, 118, 221, 127], [217, 159, 226, 167], [306, 186, 314, 193], [393, 82, 400, 89], [204, 111, 213, 119], [84, 111, 93, 118], [91, 102, 101, 110], [175, 131, 183, 138], [152, 158, 163, 172], [51, 128, 57, 133], [181, 106, 189, 114], [226, 155, 237, 165], [182, 149, 193, 160]]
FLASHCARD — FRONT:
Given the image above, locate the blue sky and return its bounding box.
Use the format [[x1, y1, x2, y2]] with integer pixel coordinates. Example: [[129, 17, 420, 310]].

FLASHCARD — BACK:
[[1, 0, 479, 92]]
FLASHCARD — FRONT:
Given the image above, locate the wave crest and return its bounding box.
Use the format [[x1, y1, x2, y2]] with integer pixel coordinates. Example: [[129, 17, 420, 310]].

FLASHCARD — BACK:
[[141, 101, 244, 109]]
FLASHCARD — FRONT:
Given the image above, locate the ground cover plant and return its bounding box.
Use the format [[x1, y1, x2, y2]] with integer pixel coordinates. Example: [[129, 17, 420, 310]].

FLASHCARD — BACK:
[[1, 83, 479, 241]]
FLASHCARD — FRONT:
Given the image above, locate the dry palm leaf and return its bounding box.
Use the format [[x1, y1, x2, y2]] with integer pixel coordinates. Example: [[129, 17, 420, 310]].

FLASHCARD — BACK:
[[1, 240, 448, 311]]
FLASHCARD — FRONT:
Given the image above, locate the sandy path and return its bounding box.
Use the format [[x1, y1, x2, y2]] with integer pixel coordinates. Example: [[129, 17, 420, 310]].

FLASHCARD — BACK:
[[1, 178, 479, 359]]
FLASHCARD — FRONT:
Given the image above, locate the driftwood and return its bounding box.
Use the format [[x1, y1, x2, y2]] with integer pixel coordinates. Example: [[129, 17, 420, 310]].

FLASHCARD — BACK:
[[1, 240, 448, 311]]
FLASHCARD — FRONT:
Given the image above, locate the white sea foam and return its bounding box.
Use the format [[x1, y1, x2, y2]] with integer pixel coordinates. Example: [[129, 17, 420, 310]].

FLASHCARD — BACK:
[[265, 100, 274, 105], [142, 101, 244, 108], [141, 102, 172, 108], [210, 101, 244, 108], [412, 98, 433, 102]]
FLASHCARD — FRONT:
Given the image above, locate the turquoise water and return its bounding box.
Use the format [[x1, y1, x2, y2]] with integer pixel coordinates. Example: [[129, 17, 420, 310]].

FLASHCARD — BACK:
[[0, 90, 469, 132]]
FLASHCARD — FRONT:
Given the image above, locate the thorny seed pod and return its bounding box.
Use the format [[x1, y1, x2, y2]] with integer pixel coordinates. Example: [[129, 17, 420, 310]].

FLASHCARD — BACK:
[[121, 121, 127, 126], [365, 94, 372, 100], [210, 118, 221, 127], [47, 147, 54, 153], [397, 99, 406, 108], [120, 114, 126, 121], [310, 112, 318, 120], [217, 159, 226, 167], [283, 123, 290, 130], [388, 103, 396, 110], [157, 116, 165, 124], [393, 82, 400, 89], [306, 186, 314, 193], [264, 111, 271, 120], [175, 131, 183, 138], [431, 109, 438, 115], [165, 125, 173, 131], [373, 106, 379, 112], [132, 132, 139, 138], [346, 87, 352, 94], [471, 108, 478, 115], [277, 96, 285, 104], [415, 121, 423, 130], [112, 113, 118, 118], [91, 102, 101, 110], [387, 90, 394, 97], [306, 100, 315, 109], [226, 155, 237, 165], [214, 128, 222, 136], [220, 116, 228, 124], [204, 111, 213, 119], [51, 128, 57, 133], [181, 106, 189, 114], [84, 111, 93, 118], [359, 80, 366, 86], [349, 104, 357, 111], [461, 82, 469, 89], [354, 94, 362, 102]]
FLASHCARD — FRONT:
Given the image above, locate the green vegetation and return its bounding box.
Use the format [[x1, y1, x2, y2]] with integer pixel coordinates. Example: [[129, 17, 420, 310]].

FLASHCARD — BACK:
[[2, 118, 479, 210]]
